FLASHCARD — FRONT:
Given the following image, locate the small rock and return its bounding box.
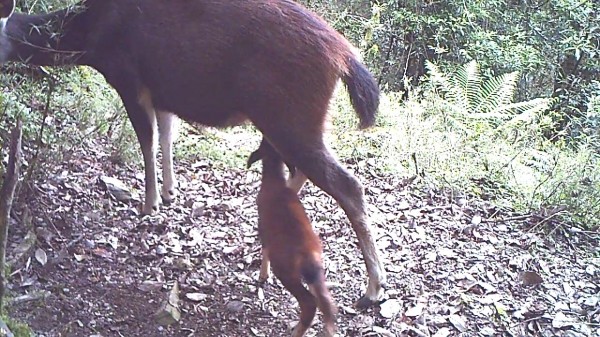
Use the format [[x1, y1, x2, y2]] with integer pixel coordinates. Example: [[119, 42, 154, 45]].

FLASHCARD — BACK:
[[35, 248, 48, 266]]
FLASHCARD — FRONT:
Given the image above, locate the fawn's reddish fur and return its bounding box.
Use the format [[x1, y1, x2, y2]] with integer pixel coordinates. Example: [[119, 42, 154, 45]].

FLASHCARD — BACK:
[[248, 140, 336, 337]]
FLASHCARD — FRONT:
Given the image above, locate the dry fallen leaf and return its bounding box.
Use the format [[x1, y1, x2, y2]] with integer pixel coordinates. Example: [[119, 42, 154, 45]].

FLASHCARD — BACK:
[[552, 311, 575, 329], [73, 254, 85, 262], [448, 314, 467, 332], [138, 280, 164, 292], [257, 287, 265, 301], [520, 271, 543, 285], [380, 299, 402, 318], [91, 247, 112, 259], [35, 248, 47, 266], [433, 327, 451, 337], [185, 292, 208, 302], [404, 302, 424, 317], [370, 325, 395, 337], [494, 301, 508, 317], [582, 295, 599, 307]]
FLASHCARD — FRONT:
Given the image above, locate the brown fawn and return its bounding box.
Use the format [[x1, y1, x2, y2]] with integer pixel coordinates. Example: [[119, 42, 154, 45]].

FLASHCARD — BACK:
[[248, 139, 336, 337]]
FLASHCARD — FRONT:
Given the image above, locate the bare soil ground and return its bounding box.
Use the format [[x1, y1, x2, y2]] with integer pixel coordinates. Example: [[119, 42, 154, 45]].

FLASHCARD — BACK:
[[5, 137, 600, 337]]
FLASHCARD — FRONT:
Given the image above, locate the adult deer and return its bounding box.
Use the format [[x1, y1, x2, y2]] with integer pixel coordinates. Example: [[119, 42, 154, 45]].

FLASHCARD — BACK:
[[0, 0, 386, 307]]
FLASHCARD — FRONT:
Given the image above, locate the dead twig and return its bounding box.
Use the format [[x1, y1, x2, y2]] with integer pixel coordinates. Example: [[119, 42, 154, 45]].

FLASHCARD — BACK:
[[481, 214, 533, 223], [527, 210, 568, 234]]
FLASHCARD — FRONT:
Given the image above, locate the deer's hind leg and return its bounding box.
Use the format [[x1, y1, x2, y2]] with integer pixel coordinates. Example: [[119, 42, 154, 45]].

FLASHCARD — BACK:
[[250, 107, 386, 308]]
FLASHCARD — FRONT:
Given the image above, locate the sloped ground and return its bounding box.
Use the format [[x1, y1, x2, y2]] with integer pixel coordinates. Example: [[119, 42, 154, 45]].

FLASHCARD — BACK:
[[6, 136, 600, 337]]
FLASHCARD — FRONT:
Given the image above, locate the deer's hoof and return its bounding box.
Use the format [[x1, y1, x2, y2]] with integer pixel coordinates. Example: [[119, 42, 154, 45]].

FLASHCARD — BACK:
[[161, 188, 178, 205], [354, 294, 382, 309], [140, 203, 159, 216]]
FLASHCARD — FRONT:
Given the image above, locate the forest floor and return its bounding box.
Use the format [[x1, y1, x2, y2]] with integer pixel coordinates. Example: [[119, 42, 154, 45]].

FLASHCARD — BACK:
[[5, 135, 600, 337]]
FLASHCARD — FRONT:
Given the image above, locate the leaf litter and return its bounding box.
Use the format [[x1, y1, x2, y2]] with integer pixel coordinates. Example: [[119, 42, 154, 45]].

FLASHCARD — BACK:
[[4, 136, 599, 336]]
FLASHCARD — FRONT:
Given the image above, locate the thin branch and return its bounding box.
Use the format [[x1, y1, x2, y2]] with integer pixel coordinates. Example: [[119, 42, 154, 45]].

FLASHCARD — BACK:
[[527, 155, 559, 210], [25, 73, 55, 182], [411, 152, 421, 177]]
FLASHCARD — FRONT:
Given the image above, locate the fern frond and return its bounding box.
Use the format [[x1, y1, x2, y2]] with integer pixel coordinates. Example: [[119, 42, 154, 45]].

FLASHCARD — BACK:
[[426, 60, 550, 124], [465, 61, 482, 111], [426, 60, 470, 113], [492, 98, 550, 115], [479, 72, 519, 114]]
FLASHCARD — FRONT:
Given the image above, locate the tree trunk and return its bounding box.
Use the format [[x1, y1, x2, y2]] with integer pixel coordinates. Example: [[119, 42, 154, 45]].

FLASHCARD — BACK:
[[0, 119, 23, 312]]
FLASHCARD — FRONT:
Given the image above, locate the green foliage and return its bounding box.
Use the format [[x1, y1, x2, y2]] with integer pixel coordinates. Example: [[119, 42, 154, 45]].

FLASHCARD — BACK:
[[425, 60, 554, 129], [3, 315, 33, 337], [174, 124, 260, 169], [0, 305, 32, 337], [327, 61, 599, 229], [0, 66, 130, 181], [305, 0, 599, 140]]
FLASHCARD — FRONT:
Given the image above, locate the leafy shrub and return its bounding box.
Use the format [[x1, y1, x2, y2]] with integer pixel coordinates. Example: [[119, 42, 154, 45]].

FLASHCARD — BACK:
[[329, 62, 600, 229]]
